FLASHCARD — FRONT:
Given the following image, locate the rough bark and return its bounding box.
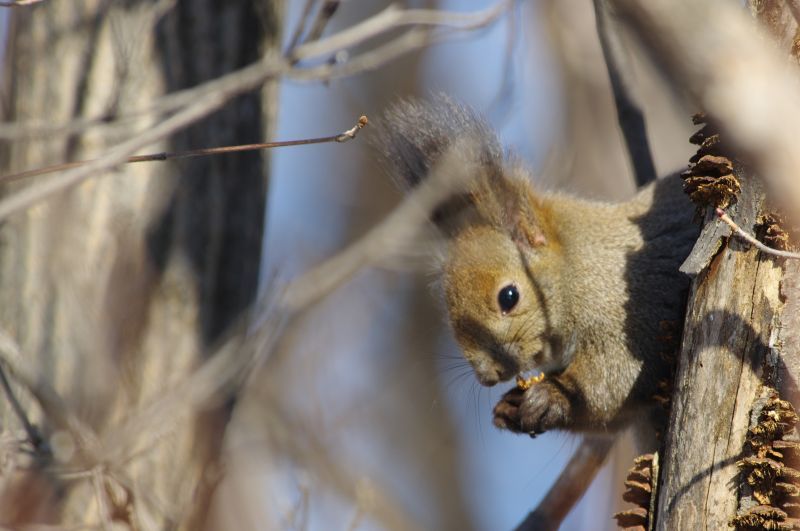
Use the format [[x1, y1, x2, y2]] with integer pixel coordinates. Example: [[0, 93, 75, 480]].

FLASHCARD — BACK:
[[655, 172, 783, 529], [0, 1, 280, 528], [652, 3, 798, 529]]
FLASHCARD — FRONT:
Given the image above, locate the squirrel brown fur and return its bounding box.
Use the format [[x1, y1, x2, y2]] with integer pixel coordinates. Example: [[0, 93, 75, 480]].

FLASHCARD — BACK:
[[374, 96, 698, 437]]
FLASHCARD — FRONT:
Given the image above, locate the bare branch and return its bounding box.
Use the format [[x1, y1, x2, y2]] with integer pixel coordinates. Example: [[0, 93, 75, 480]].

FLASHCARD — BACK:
[[0, 1, 509, 221], [296, 1, 342, 56], [99, 138, 477, 470], [592, 0, 656, 188], [514, 437, 614, 531], [0, 365, 42, 450], [0, 2, 506, 142], [610, 0, 800, 214], [0, 54, 287, 220], [285, 0, 318, 53], [98, 308, 285, 465], [290, 2, 510, 62], [0, 116, 368, 184]]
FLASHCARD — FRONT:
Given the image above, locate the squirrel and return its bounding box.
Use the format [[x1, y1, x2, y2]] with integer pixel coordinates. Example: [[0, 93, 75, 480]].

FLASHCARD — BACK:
[[374, 95, 699, 439]]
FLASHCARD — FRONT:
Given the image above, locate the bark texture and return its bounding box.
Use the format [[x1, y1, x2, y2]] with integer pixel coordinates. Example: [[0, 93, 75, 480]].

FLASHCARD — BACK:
[[0, 1, 280, 527], [654, 2, 800, 528], [655, 173, 783, 529]]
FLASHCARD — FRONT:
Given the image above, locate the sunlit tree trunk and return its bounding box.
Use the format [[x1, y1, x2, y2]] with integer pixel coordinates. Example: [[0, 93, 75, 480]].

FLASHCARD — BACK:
[[652, 3, 800, 529]]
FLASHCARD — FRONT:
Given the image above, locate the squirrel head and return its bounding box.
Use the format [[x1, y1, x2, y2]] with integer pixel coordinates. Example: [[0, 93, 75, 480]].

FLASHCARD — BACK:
[[375, 96, 568, 386], [441, 186, 566, 386]]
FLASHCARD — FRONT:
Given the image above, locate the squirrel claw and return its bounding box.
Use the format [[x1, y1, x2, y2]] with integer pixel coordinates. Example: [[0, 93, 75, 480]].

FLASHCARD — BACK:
[[518, 381, 572, 433]]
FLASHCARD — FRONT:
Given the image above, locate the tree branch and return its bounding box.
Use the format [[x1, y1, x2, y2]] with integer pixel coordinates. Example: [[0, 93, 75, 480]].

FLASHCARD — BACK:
[[610, 0, 800, 216], [514, 436, 614, 531], [592, 0, 656, 188], [0, 1, 509, 221]]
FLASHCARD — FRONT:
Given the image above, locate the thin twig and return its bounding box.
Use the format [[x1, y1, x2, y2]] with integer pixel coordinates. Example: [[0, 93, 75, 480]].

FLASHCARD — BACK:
[[0, 2, 506, 142], [488, 0, 520, 121], [715, 208, 800, 259], [93, 466, 113, 531], [592, 0, 656, 187], [291, 2, 510, 62], [100, 300, 286, 465], [0, 364, 42, 450], [0, 116, 368, 184], [100, 140, 477, 467]]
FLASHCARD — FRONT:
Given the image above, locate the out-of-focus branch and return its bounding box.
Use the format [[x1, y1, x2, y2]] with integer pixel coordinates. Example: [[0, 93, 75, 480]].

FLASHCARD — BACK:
[[592, 0, 656, 188], [0, 1, 509, 221], [256, 385, 427, 531], [0, 366, 41, 450], [290, 2, 510, 62], [0, 3, 507, 142], [285, 0, 318, 53], [294, 1, 342, 57], [514, 436, 614, 531], [101, 140, 475, 464], [0, 331, 99, 458], [610, 0, 800, 214], [279, 142, 475, 313], [0, 0, 45, 6]]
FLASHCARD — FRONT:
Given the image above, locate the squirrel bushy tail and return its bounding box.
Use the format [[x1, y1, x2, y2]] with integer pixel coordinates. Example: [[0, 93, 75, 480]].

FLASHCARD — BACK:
[[372, 94, 504, 191], [374, 95, 547, 240]]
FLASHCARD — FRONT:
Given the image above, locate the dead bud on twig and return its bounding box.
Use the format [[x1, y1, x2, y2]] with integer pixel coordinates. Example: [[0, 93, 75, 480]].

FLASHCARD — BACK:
[[0, 116, 368, 184], [716, 208, 800, 260]]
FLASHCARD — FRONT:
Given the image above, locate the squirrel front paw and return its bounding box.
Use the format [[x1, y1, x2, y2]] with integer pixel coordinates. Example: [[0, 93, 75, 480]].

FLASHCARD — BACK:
[[493, 380, 572, 436]]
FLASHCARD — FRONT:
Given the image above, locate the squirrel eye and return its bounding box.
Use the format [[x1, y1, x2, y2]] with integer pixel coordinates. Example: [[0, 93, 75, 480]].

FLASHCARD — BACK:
[[497, 284, 519, 314]]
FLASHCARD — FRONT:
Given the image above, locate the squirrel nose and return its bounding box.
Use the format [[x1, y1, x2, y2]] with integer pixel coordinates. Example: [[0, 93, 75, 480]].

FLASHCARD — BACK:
[[476, 365, 501, 387]]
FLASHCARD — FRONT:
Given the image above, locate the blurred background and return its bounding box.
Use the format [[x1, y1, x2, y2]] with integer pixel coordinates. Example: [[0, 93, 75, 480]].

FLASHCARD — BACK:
[[0, 1, 697, 529], [246, 1, 694, 530]]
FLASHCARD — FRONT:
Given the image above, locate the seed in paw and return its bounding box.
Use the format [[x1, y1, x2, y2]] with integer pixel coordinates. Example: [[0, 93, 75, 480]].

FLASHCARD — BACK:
[[516, 372, 545, 390]]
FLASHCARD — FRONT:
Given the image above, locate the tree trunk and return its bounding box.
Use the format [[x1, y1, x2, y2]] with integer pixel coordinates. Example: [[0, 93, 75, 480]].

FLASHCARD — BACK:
[[653, 3, 800, 529], [0, 1, 280, 527], [655, 170, 783, 529]]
